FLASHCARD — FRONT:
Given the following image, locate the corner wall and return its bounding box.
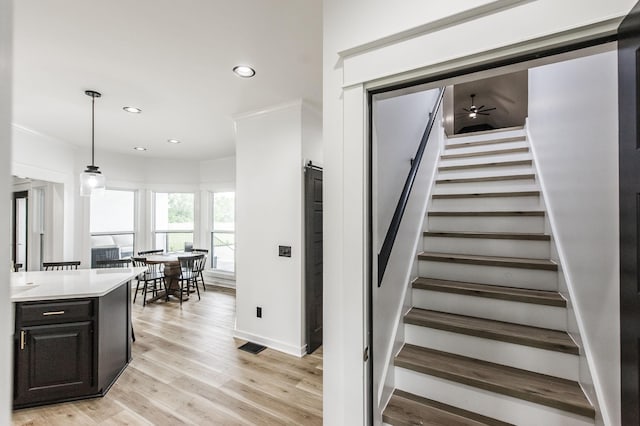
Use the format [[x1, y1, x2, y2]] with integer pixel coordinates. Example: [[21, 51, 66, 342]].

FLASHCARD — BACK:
[[0, 0, 12, 421], [234, 101, 321, 356], [528, 49, 619, 426]]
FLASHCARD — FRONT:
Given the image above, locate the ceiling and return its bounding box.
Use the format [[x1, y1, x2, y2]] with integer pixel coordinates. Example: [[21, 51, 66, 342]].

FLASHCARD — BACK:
[[13, 0, 322, 160], [452, 71, 528, 134]]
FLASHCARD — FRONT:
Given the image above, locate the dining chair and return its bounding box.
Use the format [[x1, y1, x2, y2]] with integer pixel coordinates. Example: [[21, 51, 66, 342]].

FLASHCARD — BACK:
[[96, 258, 132, 268], [131, 257, 167, 306], [43, 261, 81, 271], [192, 248, 209, 253], [193, 254, 208, 292], [138, 249, 164, 256], [177, 254, 203, 305], [13, 263, 23, 272]]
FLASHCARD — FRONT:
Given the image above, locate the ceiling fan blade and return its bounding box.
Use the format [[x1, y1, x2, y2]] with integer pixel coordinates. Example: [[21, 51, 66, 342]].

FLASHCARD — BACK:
[[477, 105, 485, 110], [477, 112, 490, 116], [479, 107, 496, 112], [462, 108, 470, 112]]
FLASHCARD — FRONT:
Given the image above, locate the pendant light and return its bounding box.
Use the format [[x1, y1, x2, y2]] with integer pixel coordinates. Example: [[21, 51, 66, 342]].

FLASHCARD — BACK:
[[79, 90, 106, 196]]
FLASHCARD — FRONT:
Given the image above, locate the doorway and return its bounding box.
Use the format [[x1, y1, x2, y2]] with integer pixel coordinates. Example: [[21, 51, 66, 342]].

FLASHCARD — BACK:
[[305, 162, 323, 354], [367, 41, 621, 423], [12, 191, 28, 271]]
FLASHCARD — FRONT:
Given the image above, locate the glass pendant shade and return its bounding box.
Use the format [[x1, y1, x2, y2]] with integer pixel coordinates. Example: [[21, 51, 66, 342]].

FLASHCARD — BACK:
[[80, 166, 105, 196], [80, 90, 105, 197]]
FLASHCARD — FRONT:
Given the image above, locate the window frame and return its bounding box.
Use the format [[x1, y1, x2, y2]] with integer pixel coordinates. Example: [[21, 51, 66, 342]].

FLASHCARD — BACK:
[[210, 191, 235, 273], [152, 191, 196, 253]]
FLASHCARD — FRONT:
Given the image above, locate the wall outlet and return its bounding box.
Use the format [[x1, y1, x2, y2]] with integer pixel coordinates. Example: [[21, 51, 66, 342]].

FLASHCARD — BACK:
[[256, 306, 262, 318]]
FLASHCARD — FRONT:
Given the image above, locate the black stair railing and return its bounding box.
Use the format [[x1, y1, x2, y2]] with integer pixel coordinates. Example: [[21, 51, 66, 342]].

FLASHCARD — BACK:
[[378, 88, 445, 286]]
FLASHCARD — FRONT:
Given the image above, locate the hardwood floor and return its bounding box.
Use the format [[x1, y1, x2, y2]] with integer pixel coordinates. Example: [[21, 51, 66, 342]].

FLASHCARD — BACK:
[[12, 286, 323, 425]]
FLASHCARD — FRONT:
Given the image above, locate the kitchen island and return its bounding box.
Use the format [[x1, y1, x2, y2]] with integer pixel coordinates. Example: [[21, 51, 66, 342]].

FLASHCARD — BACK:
[[11, 267, 144, 409]]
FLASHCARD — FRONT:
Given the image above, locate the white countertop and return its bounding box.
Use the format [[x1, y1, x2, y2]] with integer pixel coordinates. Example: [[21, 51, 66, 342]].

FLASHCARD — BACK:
[[10, 267, 146, 302]]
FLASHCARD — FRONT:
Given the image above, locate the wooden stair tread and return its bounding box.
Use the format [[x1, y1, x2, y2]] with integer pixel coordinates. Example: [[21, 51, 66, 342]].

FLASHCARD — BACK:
[[396, 345, 594, 418], [428, 210, 544, 217], [432, 191, 539, 199], [405, 308, 577, 354], [439, 160, 532, 172], [424, 231, 550, 241], [413, 277, 565, 307], [446, 134, 526, 147], [436, 174, 535, 184], [418, 251, 558, 271], [441, 147, 529, 160], [383, 389, 513, 426]]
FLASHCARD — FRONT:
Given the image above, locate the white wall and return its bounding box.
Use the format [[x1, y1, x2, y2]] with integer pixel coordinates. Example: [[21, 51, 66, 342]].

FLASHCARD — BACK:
[[234, 100, 321, 357], [0, 0, 12, 421], [528, 50, 619, 425], [11, 124, 237, 270], [374, 89, 441, 248], [200, 156, 236, 189], [323, 1, 634, 424], [302, 104, 323, 166], [372, 89, 443, 419]]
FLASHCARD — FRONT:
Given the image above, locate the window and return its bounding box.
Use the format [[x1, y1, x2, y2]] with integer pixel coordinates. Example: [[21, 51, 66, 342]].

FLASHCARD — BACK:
[[211, 192, 235, 272], [154, 192, 194, 252], [90, 189, 135, 266]]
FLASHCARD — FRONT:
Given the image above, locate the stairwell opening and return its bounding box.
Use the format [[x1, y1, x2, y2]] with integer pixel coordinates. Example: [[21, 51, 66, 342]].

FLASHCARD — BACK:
[[370, 42, 618, 426]]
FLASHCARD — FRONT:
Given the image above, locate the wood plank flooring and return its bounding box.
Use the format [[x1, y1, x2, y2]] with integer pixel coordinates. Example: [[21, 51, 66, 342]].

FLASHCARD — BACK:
[[383, 390, 513, 426], [404, 308, 578, 354], [418, 252, 558, 271], [413, 277, 566, 307], [395, 345, 594, 418], [12, 285, 323, 425]]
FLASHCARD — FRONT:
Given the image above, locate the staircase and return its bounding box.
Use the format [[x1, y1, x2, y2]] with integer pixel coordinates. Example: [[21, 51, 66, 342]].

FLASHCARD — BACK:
[[382, 127, 595, 426]]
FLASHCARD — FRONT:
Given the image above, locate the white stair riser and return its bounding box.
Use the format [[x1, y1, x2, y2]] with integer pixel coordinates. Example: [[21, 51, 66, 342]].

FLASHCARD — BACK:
[[404, 325, 578, 381], [446, 129, 526, 144], [430, 195, 541, 211], [418, 260, 557, 291], [438, 164, 534, 178], [412, 289, 566, 330], [434, 179, 537, 192], [443, 140, 529, 155], [423, 236, 550, 259], [439, 152, 531, 168], [428, 216, 545, 233], [395, 368, 594, 426]]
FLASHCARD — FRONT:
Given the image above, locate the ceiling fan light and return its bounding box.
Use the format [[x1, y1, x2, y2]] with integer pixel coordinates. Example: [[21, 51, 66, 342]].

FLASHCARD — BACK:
[[469, 112, 477, 119], [233, 65, 256, 78]]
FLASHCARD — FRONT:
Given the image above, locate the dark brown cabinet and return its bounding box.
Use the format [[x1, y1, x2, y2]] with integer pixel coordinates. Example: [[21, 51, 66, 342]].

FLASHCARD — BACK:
[[14, 321, 94, 406], [13, 299, 96, 407], [13, 282, 131, 409]]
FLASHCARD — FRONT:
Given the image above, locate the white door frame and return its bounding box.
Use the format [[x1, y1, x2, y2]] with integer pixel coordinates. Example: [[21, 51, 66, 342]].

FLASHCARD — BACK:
[[332, 8, 623, 424]]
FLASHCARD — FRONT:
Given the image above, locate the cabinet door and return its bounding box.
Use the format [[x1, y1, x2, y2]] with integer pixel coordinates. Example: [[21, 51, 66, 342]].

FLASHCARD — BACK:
[[14, 321, 94, 406]]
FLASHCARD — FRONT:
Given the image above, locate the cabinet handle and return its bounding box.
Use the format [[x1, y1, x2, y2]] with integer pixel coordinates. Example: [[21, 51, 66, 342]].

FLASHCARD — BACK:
[[42, 311, 65, 316], [20, 331, 25, 350]]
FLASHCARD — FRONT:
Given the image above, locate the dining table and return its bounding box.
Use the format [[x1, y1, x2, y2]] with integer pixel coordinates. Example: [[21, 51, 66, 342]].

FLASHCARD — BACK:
[[144, 252, 201, 302]]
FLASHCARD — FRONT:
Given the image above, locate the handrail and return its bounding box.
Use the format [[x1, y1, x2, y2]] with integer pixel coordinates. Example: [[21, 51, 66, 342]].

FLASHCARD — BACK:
[[378, 87, 445, 286]]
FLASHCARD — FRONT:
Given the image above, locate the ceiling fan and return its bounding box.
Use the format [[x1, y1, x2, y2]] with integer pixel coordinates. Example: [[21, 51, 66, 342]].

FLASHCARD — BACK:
[[462, 94, 496, 119]]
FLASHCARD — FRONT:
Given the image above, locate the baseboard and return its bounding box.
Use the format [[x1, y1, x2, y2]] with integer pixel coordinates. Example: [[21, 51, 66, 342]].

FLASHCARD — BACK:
[[233, 328, 306, 358], [203, 271, 235, 288]]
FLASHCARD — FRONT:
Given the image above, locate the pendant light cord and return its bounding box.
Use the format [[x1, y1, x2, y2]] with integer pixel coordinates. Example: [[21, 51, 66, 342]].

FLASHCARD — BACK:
[[91, 93, 95, 167]]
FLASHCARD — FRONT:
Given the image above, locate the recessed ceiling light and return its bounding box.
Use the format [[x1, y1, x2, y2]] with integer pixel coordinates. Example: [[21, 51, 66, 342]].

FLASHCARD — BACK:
[[133, 146, 147, 151], [123, 106, 142, 113], [167, 139, 181, 144], [233, 65, 255, 78]]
